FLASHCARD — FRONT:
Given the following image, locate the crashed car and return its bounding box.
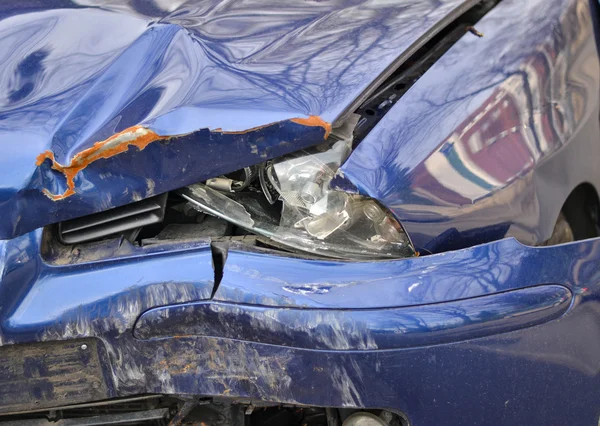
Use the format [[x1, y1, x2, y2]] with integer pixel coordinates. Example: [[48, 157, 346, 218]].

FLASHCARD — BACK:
[[0, 0, 599, 424]]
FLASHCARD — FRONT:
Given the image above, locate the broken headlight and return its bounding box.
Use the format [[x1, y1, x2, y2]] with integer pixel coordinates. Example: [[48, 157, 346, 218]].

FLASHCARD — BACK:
[[179, 118, 414, 260]]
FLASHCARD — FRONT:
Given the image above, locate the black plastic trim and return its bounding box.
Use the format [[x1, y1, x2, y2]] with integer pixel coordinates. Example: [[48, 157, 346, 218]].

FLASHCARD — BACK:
[[57, 194, 167, 245]]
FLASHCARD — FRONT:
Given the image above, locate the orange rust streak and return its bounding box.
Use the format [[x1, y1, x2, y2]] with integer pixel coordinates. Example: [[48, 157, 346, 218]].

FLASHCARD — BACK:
[[291, 115, 332, 139], [217, 115, 331, 139], [36, 116, 331, 200], [36, 126, 163, 200]]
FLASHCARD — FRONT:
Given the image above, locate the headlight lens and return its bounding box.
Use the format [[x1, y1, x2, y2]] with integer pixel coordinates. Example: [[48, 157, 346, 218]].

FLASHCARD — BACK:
[[179, 120, 414, 259]]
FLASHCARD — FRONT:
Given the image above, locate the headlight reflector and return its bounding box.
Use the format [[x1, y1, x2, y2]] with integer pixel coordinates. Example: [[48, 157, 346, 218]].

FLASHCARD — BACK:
[[180, 119, 414, 259]]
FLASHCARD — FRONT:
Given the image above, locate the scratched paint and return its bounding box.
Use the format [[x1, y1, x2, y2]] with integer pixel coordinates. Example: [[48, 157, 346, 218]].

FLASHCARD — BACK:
[[132, 286, 571, 350], [35, 116, 331, 201]]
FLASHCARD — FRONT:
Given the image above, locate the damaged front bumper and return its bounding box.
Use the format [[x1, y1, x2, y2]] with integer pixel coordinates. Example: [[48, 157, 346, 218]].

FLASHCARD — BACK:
[[0, 230, 599, 425]]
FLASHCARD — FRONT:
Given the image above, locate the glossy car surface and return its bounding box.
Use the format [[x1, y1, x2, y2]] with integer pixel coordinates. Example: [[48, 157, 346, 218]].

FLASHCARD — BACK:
[[0, 0, 599, 425]]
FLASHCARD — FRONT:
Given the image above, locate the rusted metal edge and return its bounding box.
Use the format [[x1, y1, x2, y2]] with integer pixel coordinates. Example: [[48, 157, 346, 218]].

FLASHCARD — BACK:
[[35, 116, 331, 201]]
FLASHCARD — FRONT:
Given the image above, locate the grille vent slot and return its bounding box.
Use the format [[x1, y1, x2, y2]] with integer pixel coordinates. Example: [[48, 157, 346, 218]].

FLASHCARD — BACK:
[[57, 194, 167, 244]]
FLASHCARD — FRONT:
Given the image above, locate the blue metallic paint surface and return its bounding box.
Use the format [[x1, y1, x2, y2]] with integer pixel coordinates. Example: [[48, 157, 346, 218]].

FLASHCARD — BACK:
[[0, 230, 215, 334], [342, 0, 600, 252], [213, 238, 589, 309], [134, 285, 572, 350], [1, 231, 600, 424], [0, 0, 476, 239], [0, 0, 599, 425]]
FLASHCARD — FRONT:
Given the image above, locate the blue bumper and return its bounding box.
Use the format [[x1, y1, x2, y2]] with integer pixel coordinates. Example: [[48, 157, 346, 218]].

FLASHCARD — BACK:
[[1, 232, 599, 425]]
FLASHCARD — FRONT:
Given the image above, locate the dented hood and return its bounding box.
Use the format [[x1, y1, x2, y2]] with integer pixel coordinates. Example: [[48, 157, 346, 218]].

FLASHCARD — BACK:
[[0, 0, 472, 239]]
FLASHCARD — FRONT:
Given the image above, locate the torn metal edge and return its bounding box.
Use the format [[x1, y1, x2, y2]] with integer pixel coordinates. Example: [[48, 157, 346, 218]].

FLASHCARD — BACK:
[[35, 116, 332, 201]]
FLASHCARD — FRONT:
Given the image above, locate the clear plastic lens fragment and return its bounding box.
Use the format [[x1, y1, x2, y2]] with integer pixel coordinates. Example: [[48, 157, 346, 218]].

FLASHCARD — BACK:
[[269, 138, 352, 211], [303, 210, 350, 239], [181, 115, 415, 259], [181, 183, 257, 230]]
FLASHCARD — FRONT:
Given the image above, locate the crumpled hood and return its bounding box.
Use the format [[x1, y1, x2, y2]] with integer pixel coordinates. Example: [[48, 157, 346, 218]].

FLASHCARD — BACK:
[[0, 0, 471, 239]]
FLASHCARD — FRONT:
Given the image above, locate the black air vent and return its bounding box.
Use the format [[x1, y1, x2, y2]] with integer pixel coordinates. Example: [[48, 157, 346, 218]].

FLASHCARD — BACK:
[[57, 194, 167, 244]]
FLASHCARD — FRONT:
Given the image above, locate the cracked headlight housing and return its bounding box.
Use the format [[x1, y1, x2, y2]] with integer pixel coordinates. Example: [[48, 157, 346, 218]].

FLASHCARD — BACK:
[[179, 119, 415, 260]]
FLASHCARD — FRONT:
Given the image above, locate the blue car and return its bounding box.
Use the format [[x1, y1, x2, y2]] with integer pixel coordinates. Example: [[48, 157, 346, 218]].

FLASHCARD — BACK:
[[0, 0, 599, 425]]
